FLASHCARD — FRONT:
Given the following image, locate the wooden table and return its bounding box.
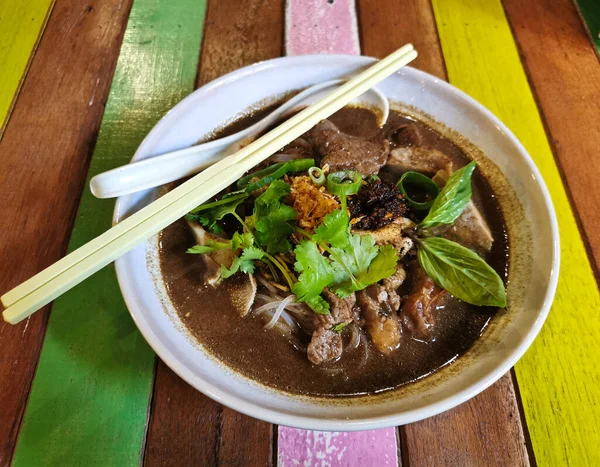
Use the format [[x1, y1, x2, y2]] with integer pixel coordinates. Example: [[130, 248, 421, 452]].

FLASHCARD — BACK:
[[1, 0, 599, 465]]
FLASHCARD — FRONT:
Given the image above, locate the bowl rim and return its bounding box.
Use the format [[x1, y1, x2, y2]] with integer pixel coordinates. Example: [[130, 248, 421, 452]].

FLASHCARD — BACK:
[[114, 54, 560, 431]]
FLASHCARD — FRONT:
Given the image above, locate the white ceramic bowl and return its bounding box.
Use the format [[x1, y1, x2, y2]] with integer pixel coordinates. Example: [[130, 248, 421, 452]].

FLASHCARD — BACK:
[[114, 55, 559, 431]]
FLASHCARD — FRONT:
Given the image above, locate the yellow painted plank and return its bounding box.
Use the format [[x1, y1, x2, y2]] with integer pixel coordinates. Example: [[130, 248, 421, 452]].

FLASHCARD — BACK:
[[0, 0, 55, 137], [431, 0, 600, 465]]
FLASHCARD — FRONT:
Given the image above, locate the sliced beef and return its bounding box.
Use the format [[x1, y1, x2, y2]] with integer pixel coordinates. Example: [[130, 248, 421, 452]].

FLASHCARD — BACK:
[[357, 284, 402, 354], [386, 122, 425, 147], [382, 264, 407, 312], [400, 264, 446, 341], [386, 147, 453, 176], [347, 179, 408, 230], [307, 120, 389, 176], [307, 327, 343, 365], [307, 290, 357, 365], [270, 137, 313, 163]]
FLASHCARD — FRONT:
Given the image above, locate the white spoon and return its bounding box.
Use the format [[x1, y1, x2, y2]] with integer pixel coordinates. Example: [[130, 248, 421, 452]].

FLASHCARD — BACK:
[[90, 79, 389, 199]]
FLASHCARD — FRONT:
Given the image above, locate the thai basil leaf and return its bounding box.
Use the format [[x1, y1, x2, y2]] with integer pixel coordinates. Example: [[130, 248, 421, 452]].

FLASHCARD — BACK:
[[417, 236, 506, 307], [419, 161, 476, 229]]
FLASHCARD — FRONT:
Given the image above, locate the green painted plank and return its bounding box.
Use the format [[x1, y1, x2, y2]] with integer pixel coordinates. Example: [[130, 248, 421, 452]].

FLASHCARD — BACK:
[[431, 0, 600, 465], [576, 0, 600, 52], [11, 0, 206, 465], [0, 0, 54, 138]]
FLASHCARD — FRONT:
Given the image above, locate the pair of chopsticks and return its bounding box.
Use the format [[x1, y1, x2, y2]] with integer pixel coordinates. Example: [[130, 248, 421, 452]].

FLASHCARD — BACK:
[[2, 44, 417, 324]]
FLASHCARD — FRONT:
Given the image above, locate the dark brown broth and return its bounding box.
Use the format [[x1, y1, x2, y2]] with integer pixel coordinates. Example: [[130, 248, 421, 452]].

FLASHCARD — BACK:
[[158, 105, 509, 397]]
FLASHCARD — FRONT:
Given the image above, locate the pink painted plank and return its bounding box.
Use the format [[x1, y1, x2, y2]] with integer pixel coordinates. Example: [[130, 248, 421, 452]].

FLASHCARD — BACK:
[[285, 0, 360, 55], [281, 2, 399, 466], [278, 428, 398, 466]]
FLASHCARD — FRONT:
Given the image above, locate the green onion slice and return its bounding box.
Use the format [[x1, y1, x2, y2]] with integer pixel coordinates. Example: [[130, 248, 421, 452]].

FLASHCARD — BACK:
[[308, 167, 325, 186], [188, 190, 248, 214], [241, 158, 314, 192], [396, 171, 440, 211], [326, 170, 363, 199]]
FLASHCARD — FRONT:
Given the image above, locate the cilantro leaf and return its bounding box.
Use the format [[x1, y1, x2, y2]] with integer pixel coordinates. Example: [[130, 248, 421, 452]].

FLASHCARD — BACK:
[[313, 209, 351, 249], [252, 181, 297, 254], [330, 233, 379, 283], [187, 191, 249, 233], [230, 231, 254, 250], [187, 240, 230, 254], [332, 244, 398, 296], [292, 241, 335, 313], [221, 246, 265, 279]]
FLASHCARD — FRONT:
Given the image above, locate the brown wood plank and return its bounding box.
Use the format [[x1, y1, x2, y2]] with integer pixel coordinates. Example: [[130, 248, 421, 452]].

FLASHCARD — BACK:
[[0, 0, 134, 464], [502, 0, 600, 278], [357, 0, 446, 79], [403, 375, 529, 466], [143, 1, 284, 465], [358, 2, 530, 466]]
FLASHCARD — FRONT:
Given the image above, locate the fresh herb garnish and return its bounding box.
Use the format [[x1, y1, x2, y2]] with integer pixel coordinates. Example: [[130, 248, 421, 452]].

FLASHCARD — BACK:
[[242, 158, 314, 192], [186, 190, 249, 233], [292, 241, 335, 314], [414, 161, 506, 307], [326, 171, 362, 201], [417, 237, 506, 307], [419, 161, 476, 229], [251, 180, 297, 254], [396, 171, 440, 211], [221, 246, 265, 279], [293, 209, 398, 312]]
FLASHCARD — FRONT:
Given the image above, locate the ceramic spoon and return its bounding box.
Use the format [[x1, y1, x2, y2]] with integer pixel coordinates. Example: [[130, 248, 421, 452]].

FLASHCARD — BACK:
[[90, 79, 389, 199]]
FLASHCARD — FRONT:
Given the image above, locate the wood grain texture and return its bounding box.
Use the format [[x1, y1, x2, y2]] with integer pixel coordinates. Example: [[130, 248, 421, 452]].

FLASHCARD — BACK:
[[144, 1, 283, 465], [285, 0, 360, 55], [0, 0, 54, 138], [10, 0, 207, 465], [403, 375, 529, 466], [143, 365, 273, 466], [358, 2, 530, 465], [432, 0, 600, 464], [197, 0, 284, 86], [0, 0, 135, 464], [357, 0, 446, 79], [503, 0, 600, 275]]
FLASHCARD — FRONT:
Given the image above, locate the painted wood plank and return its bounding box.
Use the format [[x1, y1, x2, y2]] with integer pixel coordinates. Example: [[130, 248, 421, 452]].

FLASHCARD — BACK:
[[503, 0, 600, 279], [358, 2, 531, 465], [143, 1, 282, 465], [285, 0, 360, 55], [0, 0, 136, 464], [431, 0, 600, 465], [9, 0, 207, 465], [278, 428, 398, 466], [575, 0, 600, 51], [357, 0, 446, 79], [0, 0, 54, 138]]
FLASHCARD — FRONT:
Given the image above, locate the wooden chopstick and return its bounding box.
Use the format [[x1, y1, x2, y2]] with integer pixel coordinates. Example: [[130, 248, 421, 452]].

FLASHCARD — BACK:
[[2, 45, 417, 324]]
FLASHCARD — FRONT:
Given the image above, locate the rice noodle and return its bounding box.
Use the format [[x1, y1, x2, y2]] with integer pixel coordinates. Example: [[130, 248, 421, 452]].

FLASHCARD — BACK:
[[265, 295, 296, 330], [257, 275, 279, 294], [255, 301, 285, 314], [254, 293, 276, 303], [348, 324, 361, 350]]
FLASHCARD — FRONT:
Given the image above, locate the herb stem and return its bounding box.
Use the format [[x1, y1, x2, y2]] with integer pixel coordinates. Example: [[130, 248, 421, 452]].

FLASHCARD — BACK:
[[263, 252, 296, 289]]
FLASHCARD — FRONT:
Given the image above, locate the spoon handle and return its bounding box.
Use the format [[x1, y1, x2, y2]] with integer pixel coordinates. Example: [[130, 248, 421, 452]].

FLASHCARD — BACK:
[[89, 141, 238, 198]]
